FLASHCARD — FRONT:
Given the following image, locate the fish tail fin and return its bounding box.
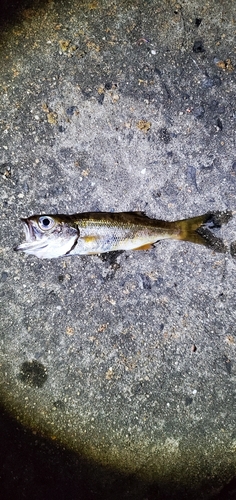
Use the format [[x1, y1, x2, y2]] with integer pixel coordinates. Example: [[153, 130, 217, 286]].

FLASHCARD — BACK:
[[174, 211, 232, 253]]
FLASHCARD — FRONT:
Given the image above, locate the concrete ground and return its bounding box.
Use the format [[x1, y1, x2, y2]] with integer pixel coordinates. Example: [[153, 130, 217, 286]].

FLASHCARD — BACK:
[[0, 0, 236, 498]]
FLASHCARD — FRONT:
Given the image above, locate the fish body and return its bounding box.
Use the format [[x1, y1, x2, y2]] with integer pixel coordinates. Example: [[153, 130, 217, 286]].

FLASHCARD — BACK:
[[69, 211, 183, 254], [15, 211, 229, 259]]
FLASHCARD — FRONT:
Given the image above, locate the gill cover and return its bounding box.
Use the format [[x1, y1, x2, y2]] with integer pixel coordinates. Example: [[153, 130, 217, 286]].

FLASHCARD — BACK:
[[15, 215, 79, 259]]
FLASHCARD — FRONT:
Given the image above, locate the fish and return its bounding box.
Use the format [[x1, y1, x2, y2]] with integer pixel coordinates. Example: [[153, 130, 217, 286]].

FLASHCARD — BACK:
[[14, 211, 231, 259]]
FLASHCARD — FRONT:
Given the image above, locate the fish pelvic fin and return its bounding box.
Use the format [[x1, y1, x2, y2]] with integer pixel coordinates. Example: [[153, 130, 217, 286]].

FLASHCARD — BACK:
[[175, 211, 232, 253]]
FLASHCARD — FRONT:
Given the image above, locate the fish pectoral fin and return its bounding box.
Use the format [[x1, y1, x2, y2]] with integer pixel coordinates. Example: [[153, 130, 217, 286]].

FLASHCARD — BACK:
[[133, 243, 154, 251]]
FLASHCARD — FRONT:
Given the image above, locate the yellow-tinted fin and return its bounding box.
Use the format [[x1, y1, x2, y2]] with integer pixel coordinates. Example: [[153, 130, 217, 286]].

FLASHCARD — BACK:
[[133, 243, 154, 251], [175, 212, 232, 253]]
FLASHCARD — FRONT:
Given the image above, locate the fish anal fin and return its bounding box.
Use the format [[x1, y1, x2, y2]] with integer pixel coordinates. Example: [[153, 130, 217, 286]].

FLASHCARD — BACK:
[[133, 243, 154, 251]]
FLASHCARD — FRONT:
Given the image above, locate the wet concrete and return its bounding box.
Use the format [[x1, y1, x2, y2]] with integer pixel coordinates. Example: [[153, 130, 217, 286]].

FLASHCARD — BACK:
[[0, 0, 236, 498]]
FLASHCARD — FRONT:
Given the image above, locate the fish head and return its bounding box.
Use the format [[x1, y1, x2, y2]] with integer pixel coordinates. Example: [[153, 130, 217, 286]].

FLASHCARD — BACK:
[[15, 215, 79, 259]]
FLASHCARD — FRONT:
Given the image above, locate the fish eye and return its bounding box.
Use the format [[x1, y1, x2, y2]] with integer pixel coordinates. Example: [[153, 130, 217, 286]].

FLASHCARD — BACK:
[[38, 216, 55, 230]]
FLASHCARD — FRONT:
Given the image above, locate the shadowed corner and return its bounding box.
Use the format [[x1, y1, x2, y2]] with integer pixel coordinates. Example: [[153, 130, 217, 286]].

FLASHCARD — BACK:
[[0, 403, 234, 500], [0, 0, 51, 29], [0, 0, 23, 26]]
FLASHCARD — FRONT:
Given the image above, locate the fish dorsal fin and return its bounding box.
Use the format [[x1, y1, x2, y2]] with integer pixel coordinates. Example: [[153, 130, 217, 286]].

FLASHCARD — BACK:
[[125, 211, 150, 218]]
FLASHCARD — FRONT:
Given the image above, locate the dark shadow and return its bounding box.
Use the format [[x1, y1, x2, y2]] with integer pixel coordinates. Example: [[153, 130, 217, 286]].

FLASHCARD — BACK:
[[0, 0, 48, 28], [215, 477, 236, 500], [0, 402, 142, 500], [0, 403, 235, 500]]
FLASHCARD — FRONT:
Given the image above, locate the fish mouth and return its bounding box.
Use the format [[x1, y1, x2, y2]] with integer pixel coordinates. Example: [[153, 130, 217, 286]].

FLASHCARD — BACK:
[[15, 240, 49, 253], [14, 218, 43, 252], [21, 218, 36, 241]]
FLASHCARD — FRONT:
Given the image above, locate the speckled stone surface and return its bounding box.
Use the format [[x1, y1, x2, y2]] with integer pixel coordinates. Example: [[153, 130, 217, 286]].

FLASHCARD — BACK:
[[0, 1, 236, 498]]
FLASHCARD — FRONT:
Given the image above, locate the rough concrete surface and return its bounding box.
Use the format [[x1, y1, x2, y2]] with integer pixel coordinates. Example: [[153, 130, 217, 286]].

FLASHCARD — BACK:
[[0, 0, 236, 498]]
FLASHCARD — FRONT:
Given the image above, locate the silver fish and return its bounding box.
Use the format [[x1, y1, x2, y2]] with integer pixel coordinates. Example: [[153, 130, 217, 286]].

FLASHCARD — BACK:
[[15, 211, 230, 259]]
